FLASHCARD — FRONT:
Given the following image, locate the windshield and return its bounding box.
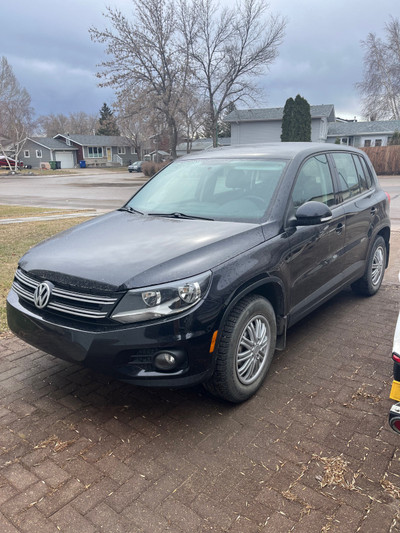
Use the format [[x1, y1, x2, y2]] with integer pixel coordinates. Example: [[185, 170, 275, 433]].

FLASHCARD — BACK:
[[126, 158, 287, 222]]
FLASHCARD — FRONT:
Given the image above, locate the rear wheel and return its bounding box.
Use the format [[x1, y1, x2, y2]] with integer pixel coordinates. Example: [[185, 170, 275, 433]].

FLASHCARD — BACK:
[[204, 295, 276, 403], [351, 236, 386, 296]]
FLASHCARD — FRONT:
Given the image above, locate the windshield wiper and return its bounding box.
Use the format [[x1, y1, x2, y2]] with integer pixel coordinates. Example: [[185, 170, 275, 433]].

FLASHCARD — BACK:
[[119, 206, 144, 215], [148, 212, 214, 221]]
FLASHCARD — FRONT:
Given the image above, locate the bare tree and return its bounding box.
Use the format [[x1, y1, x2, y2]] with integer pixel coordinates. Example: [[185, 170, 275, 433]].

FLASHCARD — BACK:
[[37, 112, 99, 137], [0, 57, 34, 170], [357, 17, 400, 120], [183, 0, 286, 146], [89, 0, 193, 158], [115, 91, 156, 157]]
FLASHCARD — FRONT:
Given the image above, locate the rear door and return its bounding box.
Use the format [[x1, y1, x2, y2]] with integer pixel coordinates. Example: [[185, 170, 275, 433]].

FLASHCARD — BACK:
[[329, 152, 382, 280], [285, 153, 346, 324]]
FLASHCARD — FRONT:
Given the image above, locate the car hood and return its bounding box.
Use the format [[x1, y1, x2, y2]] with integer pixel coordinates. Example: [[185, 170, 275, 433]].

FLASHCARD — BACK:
[[19, 210, 265, 292]]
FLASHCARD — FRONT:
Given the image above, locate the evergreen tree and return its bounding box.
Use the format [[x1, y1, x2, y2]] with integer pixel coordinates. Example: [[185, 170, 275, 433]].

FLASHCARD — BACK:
[[389, 130, 400, 145], [281, 95, 311, 142], [281, 97, 295, 141], [293, 94, 311, 141], [96, 103, 120, 136]]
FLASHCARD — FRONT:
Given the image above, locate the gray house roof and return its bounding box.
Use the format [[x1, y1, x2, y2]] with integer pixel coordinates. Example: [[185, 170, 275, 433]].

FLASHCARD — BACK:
[[327, 120, 400, 137], [226, 105, 335, 123], [176, 137, 231, 154], [28, 137, 77, 151], [55, 134, 131, 146]]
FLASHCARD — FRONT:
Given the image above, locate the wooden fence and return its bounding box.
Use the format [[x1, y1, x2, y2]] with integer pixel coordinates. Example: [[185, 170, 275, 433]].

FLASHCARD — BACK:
[[360, 145, 400, 175]]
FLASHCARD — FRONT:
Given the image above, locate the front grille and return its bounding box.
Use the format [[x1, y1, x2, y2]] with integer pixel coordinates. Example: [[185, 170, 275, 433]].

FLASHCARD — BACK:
[[12, 268, 119, 320]]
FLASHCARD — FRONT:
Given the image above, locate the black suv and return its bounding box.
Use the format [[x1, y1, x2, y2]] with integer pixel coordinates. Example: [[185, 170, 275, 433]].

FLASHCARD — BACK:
[[7, 143, 390, 402]]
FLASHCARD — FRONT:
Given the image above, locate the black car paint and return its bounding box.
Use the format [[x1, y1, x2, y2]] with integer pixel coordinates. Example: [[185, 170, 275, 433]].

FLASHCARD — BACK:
[[7, 143, 390, 389]]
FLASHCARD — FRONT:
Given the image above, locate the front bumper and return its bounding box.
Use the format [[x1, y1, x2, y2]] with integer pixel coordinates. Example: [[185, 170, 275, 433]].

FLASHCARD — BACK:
[[6, 289, 217, 387]]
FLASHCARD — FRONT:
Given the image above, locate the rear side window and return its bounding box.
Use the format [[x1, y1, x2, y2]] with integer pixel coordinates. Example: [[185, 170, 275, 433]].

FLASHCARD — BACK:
[[331, 153, 361, 201], [359, 156, 373, 188], [352, 155, 369, 192], [292, 154, 335, 208]]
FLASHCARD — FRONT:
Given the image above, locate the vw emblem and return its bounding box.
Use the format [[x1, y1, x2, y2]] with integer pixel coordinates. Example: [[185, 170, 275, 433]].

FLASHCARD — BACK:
[[33, 282, 52, 309]]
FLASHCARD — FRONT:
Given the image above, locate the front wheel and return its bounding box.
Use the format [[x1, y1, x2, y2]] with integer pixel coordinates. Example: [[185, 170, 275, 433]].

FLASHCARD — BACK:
[[351, 235, 387, 296], [203, 295, 276, 403]]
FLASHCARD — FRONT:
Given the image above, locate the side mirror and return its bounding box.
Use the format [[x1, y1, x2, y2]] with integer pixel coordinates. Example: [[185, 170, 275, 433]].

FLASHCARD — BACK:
[[295, 201, 333, 226]]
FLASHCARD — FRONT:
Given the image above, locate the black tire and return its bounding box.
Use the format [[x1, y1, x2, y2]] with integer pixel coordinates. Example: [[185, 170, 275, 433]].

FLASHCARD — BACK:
[[203, 295, 276, 403], [351, 235, 387, 296]]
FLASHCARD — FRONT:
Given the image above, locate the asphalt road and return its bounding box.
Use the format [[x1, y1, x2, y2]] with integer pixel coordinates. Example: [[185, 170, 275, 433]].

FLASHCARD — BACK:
[[0, 169, 146, 211], [1, 168, 400, 229]]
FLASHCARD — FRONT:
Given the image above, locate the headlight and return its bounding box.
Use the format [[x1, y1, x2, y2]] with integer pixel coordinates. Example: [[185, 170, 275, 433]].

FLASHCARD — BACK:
[[111, 272, 211, 324]]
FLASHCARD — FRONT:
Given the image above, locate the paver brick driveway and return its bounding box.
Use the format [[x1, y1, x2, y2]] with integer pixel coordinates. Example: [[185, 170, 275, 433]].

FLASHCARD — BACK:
[[1, 234, 400, 533]]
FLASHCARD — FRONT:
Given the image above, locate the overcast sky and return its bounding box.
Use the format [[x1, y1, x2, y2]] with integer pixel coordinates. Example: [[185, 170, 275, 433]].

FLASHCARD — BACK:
[[1, 0, 398, 122]]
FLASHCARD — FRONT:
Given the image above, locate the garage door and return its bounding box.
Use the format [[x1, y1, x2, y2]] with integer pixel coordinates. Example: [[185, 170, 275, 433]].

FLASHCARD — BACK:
[[55, 151, 75, 169]]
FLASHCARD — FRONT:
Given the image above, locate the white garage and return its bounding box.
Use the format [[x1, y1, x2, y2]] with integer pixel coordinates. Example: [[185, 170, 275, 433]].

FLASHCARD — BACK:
[[54, 151, 75, 169]]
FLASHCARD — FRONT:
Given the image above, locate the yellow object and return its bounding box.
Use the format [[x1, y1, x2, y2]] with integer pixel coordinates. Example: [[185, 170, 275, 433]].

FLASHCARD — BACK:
[[390, 380, 400, 401]]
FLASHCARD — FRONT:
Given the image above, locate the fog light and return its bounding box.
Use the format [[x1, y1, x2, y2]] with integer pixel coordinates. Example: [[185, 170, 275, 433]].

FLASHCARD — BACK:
[[154, 352, 177, 371]]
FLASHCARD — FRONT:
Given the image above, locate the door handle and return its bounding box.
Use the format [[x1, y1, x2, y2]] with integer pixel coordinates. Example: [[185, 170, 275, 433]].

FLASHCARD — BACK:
[[335, 223, 344, 234], [370, 206, 377, 216]]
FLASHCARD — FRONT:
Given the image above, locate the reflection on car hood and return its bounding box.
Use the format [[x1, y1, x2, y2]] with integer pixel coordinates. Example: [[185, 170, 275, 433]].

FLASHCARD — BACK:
[[19, 210, 264, 292]]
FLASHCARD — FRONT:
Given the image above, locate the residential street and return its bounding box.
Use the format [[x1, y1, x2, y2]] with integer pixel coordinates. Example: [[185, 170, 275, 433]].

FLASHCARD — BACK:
[[1, 169, 400, 229], [0, 169, 399, 531]]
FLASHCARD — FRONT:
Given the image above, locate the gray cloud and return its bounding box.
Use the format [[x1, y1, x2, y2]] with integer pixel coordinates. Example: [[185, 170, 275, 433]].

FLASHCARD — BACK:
[[1, 0, 397, 120]]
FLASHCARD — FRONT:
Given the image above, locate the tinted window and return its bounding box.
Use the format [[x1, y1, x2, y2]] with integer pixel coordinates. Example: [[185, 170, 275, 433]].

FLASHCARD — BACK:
[[331, 153, 361, 200], [352, 155, 369, 192], [292, 154, 335, 208], [359, 156, 373, 188]]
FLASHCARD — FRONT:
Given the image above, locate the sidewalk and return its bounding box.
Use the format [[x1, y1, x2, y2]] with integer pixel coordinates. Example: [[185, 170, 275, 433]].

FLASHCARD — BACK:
[[0, 237, 399, 532]]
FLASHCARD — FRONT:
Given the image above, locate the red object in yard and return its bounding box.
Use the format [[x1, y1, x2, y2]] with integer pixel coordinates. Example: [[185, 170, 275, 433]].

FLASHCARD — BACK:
[[0, 157, 24, 168]]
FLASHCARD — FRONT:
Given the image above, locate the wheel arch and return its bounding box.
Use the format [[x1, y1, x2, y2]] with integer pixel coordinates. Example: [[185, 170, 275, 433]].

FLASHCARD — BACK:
[[216, 277, 287, 352], [377, 226, 390, 268]]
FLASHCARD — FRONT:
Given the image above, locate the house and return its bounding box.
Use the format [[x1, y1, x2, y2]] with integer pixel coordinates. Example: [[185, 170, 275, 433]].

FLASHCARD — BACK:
[[176, 137, 231, 157], [225, 105, 336, 144], [22, 137, 79, 169], [21, 134, 137, 169], [326, 120, 400, 147], [54, 134, 136, 167]]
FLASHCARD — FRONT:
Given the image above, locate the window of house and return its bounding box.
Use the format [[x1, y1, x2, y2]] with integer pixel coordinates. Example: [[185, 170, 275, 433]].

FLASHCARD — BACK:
[[332, 153, 361, 201], [117, 147, 126, 155], [130, 147, 137, 155], [292, 154, 335, 208], [364, 140, 371, 147], [87, 147, 103, 158], [374, 139, 382, 146], [36, 150, 42, 158], [24, 150, 30, 158]]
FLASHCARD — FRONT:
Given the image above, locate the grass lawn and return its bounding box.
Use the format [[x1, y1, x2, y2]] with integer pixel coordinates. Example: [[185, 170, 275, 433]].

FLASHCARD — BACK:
[[0, 210, 94, 334], [0, 205, 94, 219], [0, 168, 78, 177]]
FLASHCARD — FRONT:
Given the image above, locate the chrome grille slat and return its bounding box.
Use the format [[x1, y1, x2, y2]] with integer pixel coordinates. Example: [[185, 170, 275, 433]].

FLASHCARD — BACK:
[[12, 282, 35, 302], [47, 302, 108, 318], [15, 269, 39, 289], [13, 268, 118, 321], [52, 287, 117, 305]]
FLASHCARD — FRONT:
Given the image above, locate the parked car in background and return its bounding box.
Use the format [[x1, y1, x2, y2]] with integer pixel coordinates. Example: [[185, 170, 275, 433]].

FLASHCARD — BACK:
[[0, 157, 24, 169], [7, 143, 391, 403], [128, 161, 143, 173], [389, 299, 400, 433]]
